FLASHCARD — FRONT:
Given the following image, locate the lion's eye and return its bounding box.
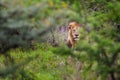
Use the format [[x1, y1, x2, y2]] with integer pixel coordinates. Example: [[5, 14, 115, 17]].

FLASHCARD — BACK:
[[73, 29, 75, 32]]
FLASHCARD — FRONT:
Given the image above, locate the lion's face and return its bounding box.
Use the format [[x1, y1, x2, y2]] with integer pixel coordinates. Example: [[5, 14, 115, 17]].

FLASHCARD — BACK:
[[68, 22, 80, 41]]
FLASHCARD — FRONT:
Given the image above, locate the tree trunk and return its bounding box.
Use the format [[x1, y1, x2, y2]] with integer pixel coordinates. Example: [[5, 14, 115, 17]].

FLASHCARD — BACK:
[[108, 72, 115, 80]]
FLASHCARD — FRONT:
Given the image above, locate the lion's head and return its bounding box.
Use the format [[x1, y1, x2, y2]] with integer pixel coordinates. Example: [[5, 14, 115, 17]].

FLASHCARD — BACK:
[[68, 22, 81, 41], [67, 22, 81, 48]]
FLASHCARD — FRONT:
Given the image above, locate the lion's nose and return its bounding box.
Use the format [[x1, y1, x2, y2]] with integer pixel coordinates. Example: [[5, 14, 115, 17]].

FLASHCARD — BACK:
[[75, 34, 79, 36]]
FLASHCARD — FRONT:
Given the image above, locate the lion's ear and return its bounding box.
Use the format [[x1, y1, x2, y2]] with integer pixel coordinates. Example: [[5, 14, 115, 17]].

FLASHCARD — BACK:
[[68, 25, 71, 29]]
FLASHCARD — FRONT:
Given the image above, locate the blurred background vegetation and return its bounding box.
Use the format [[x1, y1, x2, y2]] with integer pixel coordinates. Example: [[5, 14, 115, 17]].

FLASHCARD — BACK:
[[0, 0, 120, 80]]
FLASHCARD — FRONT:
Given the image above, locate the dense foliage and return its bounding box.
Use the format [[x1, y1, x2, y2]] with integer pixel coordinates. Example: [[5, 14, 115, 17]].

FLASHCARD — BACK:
[[0, 0, 120, 80]]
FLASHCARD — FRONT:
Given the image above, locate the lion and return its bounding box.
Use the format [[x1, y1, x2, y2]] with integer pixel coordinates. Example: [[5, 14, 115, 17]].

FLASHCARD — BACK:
[[67, 22, 81, 48]]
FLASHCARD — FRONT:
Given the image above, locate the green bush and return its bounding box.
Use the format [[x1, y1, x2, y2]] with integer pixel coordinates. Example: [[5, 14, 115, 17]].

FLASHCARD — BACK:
[[0, 0, 120, 80]]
